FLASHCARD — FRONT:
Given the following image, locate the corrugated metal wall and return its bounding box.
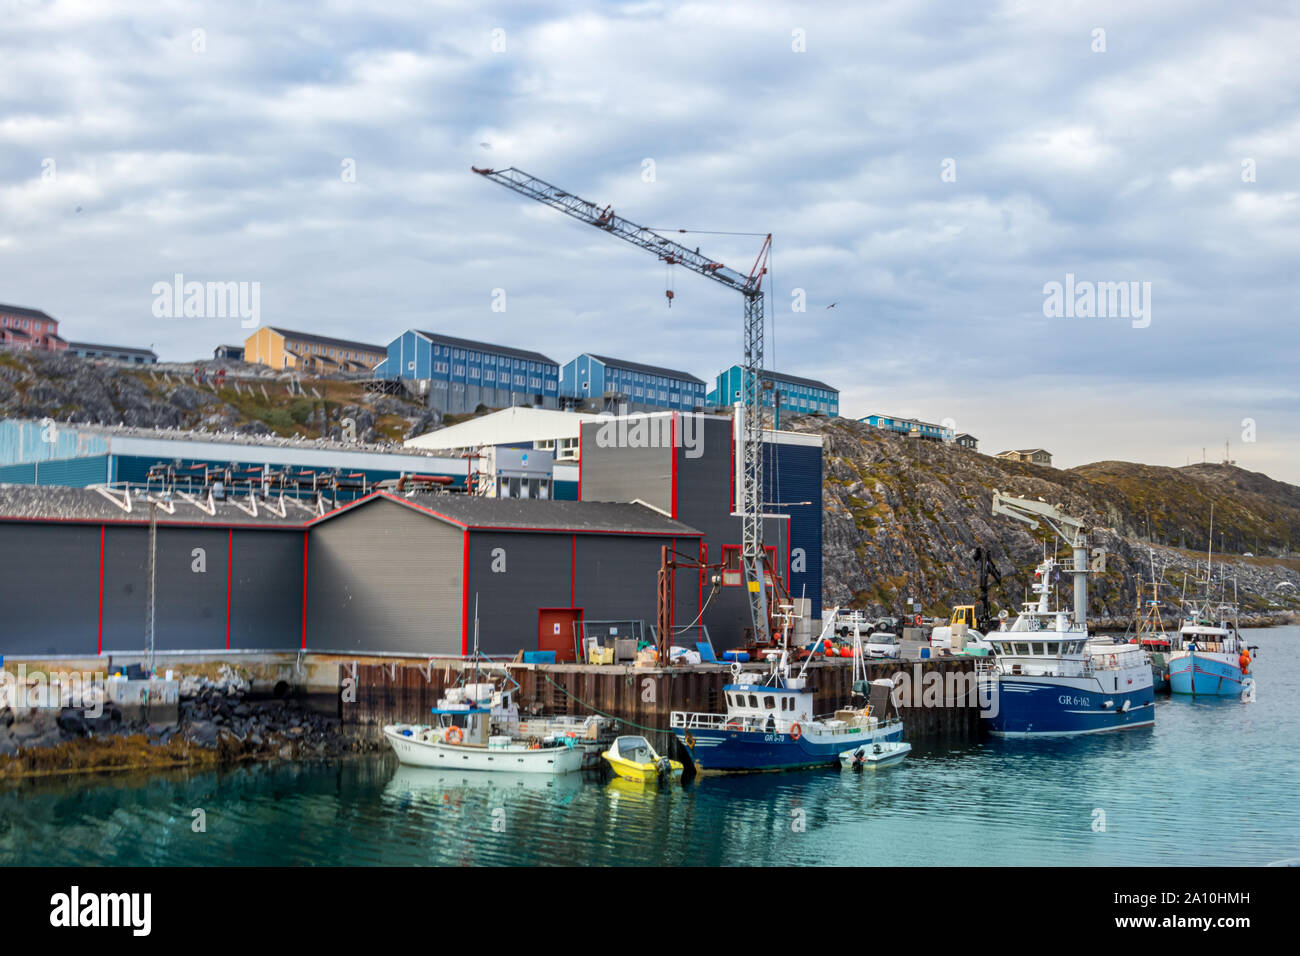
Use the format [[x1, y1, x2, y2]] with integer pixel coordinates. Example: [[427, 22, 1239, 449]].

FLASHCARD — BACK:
[[101, 527, 243, 651], [0, 523, 100, 655], [578, 420, 673, 513], [229, 529, 304, 649], [305, 498, 463, 655], [468, 530, 575, 657], [764, 440, 823, 606], [0, 520, 304, 656]]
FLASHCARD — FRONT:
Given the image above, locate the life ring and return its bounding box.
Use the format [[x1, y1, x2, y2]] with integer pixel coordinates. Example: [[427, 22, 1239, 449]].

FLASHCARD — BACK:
[[914, 614, 922, 626], [1109, 654, 1117, 668], [725, 720, 742, 731], [445, 726, 464, 744], [790, 722, 802, 741]]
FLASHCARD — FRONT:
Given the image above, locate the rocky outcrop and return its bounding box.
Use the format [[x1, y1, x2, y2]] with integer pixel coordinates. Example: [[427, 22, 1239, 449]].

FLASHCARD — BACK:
[[0, 350, 439, 442], [791, 417, 1300, 627]]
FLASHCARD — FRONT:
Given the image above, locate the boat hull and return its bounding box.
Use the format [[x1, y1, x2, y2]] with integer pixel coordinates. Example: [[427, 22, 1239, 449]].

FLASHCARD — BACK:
[[980, 672, 1155, 737], [383, 727, 583, 774], [674, 723, 903, 773], [602, 754, 684, 784], [840, 741, 911, 769], [1168, 651, 1248, 697]]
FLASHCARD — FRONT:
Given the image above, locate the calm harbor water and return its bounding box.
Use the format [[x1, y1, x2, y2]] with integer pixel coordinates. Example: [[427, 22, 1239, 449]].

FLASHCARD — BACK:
[[2, 626, 1297, 866]]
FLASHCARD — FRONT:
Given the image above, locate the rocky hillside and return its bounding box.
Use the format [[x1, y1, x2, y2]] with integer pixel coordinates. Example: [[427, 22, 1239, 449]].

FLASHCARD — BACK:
[[793, 417, 1300, 628], [0, 350, 439, 444]]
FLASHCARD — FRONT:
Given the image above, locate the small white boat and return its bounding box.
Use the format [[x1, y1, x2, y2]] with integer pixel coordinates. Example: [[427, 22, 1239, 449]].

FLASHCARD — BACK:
[[840, 741, 911, 769]]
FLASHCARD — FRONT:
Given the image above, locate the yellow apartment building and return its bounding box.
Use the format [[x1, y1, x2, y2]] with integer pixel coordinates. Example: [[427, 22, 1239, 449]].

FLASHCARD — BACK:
[[243, 327, 387, 374]]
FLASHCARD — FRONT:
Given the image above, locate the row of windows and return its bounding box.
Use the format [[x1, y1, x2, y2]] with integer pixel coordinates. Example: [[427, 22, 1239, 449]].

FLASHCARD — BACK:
[[431, 343, 555, 374], [292, 341, 376, 362], [2, 316, 56, 335], [727, 691, 800, 712], [997, 640, 1087, 656], [425, 360, 554, 389]]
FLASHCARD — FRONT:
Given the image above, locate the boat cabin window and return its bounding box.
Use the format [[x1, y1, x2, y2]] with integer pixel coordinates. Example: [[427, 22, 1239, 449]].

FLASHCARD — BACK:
[[1015, 643, 1029, 655], [764, 695, 776, 710], [748, 694, 759, 708]]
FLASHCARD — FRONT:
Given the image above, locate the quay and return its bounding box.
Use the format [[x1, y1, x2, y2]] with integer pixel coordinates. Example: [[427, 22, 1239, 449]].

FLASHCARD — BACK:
[[337, 654, 984, 756]]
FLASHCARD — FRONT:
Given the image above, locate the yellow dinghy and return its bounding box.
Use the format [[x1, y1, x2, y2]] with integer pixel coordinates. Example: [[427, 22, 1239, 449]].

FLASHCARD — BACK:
[[602, 735, 683, 784]]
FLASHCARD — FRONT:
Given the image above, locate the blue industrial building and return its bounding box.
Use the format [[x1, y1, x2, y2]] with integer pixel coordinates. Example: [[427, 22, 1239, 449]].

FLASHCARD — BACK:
[[559, 354, 706, 412], [0, 419, 475, 504], [860, 414, 953, 442], [707, 366, 839, 417], [375, 331, 560, 414]]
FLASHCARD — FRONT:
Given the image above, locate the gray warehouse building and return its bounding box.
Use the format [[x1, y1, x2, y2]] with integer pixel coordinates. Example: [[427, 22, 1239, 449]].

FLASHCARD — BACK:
[[304, 494, 700, 658], [0, 411, 822, 661]]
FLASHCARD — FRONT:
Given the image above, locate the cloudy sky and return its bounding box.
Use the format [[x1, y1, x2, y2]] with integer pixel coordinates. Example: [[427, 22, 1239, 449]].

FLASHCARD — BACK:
[[2, 0, 1297, 481]]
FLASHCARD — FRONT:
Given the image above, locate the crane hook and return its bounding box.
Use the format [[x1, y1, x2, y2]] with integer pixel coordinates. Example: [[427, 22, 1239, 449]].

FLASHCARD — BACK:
[[665, 289, 674, 308]]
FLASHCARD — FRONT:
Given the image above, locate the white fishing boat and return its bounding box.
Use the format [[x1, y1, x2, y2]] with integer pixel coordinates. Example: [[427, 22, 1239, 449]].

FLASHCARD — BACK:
[[384, 602, 603, 774], [383, 683, 585, 775], [840, 740, 911, 769]]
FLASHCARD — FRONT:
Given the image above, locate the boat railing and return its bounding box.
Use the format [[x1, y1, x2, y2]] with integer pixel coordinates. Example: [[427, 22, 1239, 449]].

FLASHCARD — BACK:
[[670, 711, 888, 737]]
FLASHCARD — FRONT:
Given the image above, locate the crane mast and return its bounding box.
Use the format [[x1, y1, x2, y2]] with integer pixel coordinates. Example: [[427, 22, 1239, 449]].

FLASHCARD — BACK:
[[472, 167, 773, 642], [991, 491, 1096, 630]]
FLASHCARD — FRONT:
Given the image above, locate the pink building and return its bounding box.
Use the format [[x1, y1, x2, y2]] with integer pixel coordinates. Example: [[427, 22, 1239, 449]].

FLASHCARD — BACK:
[[0, 303, 67, 352]]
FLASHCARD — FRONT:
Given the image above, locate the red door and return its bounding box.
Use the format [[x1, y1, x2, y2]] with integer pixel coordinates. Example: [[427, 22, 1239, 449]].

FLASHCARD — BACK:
[[538, 608, 582, 662]]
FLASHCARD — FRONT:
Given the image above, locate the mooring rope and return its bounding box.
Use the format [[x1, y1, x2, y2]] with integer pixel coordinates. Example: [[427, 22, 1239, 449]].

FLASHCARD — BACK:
[[536, 669, 668, 736]]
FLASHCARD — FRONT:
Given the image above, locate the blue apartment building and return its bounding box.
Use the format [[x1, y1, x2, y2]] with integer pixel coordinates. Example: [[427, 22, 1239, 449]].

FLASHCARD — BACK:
[[376, 331, 560, 415], [707, 366, 839, 417]]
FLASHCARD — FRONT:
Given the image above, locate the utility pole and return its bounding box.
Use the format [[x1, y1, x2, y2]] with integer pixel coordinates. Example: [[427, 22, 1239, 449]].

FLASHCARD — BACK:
[[146, 500, 157, 675]]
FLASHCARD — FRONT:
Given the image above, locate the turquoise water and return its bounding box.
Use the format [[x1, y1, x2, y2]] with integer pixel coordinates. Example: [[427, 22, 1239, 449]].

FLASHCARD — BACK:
[[2, 627, 1297, 866]]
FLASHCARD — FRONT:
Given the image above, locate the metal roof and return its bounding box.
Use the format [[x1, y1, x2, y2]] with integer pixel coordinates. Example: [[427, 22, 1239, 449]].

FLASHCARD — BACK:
[[266, 327, 386, 353], [0, 303, 56, 321], [66, 342, 158, 357], [315, 491, 702, 536], [585, 354, 705, 385], [414, 331, 558, 366], [0, 483, 309, 527], [757, 369, 838, 392]]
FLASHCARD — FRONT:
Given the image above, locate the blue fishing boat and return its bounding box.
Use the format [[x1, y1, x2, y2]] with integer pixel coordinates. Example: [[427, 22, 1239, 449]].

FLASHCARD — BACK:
[[1166, 510, 1257, 698], [980, 493, 1156, 737], [1168, 606, 1253, 697], [670, 609, 903, 773]]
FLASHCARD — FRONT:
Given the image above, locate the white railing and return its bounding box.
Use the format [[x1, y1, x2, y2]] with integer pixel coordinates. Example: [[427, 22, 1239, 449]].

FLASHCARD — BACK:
[[670, 711, 898, 737]]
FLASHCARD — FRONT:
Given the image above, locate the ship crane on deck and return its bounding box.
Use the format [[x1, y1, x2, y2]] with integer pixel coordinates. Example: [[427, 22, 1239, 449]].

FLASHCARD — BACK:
[[472, 166, 776, 643], [991, 492, 1104, 629]]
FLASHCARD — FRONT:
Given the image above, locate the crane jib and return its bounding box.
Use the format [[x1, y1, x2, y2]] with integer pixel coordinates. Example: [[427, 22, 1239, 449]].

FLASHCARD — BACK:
[[472, 164, 774, 644]]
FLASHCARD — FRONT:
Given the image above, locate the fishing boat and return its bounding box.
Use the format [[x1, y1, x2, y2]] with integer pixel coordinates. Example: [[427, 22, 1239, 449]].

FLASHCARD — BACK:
[[979, 494, 1156, 737], [669, 607, 905, 773], [1168, 600, 1254, 698], [383, 602, 609, 773], [1125, 550, 1175, 691], [602, 735, 684, 784], [840, 740, 911, 769], [1167, 510, 1257, 698], [383, 682, 586, 775]]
